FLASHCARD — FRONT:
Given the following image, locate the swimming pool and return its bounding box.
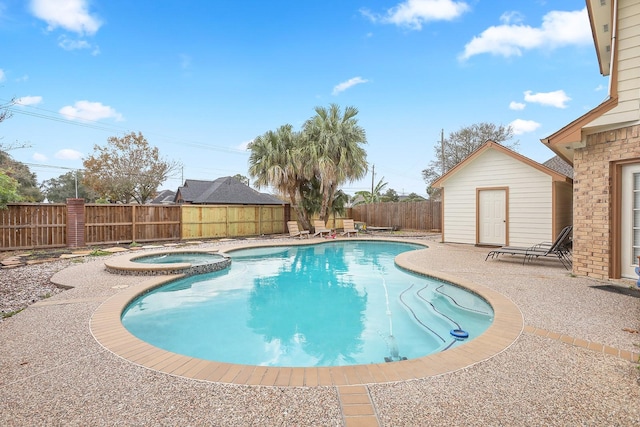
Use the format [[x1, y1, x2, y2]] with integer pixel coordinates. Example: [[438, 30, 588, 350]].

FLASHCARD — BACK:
[[121, 241, 494, 367]]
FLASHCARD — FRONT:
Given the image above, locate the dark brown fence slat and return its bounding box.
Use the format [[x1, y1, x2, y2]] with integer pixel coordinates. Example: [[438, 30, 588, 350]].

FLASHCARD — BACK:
[[0, 203, 67, 251], [85, 204, 181, 245], [350, 200, 441, 231]]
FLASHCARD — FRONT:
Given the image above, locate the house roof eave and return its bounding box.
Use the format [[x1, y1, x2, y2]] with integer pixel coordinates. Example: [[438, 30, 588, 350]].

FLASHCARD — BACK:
[[540, 96, 618, 166]]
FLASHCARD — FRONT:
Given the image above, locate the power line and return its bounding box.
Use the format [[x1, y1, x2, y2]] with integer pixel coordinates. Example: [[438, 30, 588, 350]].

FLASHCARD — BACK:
[[3, 99, 248, 155], [22, 162, 78, 171]]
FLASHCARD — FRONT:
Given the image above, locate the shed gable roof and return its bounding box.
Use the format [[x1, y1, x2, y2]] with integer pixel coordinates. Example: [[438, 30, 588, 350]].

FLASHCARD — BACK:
[[432, 140, 573, 188]]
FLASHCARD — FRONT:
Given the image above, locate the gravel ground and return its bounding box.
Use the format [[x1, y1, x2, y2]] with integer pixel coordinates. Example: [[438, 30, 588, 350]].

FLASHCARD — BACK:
[[0, 260, 71, 319], [1, 235, 639, 426]]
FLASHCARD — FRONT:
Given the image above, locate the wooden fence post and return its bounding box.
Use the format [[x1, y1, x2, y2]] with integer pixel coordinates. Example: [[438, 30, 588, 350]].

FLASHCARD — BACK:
[[66, 198, 85, 248]]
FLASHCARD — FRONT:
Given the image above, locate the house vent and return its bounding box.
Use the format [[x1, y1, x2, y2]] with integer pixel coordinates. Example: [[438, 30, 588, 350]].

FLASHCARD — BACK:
[[600, 0, 606, 5], [604, 23, 609, 32], [606, 45, 611, 53]]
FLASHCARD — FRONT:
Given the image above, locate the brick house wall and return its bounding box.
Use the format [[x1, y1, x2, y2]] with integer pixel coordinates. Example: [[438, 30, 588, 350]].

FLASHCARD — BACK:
[[573, 125, 640, 279]]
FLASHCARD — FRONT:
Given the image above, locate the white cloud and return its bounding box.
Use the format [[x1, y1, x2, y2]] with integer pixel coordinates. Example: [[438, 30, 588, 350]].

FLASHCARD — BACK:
[[509, 101, 526, 111], [59, 100, 124, 121], [460, 8, 590, 60], [332, 77, 369, 95], [54, 148, 83, 160], [524, 89, 571, 108], [595, 84, 605, 92], [30, 0, 102, 35], [0, 69, 5, 82], [33, 152, 48, 162], [16, 95, 43, 106], [361, 0, 469, 30], [58, 36, 92, 51], [499, 11, 524, 25], [509, 119, 541, 135]]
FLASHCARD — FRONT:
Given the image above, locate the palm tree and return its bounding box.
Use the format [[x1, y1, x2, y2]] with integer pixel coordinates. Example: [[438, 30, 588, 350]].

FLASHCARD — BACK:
[[248, 125, 311, 229], [353, 177, 388, 206], [301, 104, 368, 223]]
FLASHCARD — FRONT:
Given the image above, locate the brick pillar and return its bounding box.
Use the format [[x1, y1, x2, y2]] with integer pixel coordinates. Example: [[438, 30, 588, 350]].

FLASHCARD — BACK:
[[66, 198, 85, 248]]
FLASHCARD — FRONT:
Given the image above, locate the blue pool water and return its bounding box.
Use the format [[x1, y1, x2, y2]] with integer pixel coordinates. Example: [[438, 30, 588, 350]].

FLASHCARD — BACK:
[[121, 241, 494, 367]]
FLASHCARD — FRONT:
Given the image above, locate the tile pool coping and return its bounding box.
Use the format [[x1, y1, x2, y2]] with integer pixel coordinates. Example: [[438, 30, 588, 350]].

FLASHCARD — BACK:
[[90, 238, 524, 387]]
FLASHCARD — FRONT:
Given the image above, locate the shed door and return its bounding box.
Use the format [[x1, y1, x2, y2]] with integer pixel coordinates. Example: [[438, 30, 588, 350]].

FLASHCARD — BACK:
[[478, 189, 506, 245], [621, 164, 640, 278]]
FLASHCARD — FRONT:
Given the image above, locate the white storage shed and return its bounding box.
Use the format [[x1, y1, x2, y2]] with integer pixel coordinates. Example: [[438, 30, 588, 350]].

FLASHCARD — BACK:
[[432, 141, 573, 247]]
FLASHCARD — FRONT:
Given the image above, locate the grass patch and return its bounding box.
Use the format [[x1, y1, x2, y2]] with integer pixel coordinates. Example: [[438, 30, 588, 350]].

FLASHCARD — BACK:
[[89, 249, 112, 257], [2, 308, 25, 319]]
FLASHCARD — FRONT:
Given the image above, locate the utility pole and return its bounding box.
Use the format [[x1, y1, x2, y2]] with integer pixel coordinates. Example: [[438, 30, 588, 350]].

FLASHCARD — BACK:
[[440, 129, 445, 175], [371, 164, 375, 196]]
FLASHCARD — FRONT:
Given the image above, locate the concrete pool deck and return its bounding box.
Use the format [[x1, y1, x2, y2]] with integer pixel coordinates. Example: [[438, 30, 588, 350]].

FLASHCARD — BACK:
[[1, 235, 639, 425]]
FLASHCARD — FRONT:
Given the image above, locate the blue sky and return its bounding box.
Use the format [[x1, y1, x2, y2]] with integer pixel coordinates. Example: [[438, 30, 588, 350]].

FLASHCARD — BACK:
[[1, 0, 606, 197]]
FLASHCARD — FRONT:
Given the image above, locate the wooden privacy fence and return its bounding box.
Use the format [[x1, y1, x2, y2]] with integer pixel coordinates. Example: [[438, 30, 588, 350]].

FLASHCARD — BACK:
[[1, 200, 439, 251], [181, 205, 284, 239], [350, 200, 441, 231], [0, 203, 67, 250], [85, 204, 181, 245], [0, 201, 287, 251]]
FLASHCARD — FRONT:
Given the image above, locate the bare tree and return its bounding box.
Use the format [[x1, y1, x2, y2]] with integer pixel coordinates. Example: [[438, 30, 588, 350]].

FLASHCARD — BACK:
[[422, 123, 517, 198]]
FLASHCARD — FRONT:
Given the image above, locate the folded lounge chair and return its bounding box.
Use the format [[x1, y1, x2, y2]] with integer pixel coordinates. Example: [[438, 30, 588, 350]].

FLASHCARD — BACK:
[[312, 220, 332, 238], [341, 219, 358, 237], [485, 225, 573, 269], [287, 221, 310, 239]]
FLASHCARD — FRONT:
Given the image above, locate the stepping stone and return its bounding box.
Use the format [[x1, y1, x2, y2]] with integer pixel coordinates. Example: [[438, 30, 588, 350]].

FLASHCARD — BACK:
[[141, 245, 163, 249], [71, 250, 93, 255], [1, 258, 22, 266], [102, 247, 129, 253], [26, 258, 58, 265], [60, 253, 89, 259]]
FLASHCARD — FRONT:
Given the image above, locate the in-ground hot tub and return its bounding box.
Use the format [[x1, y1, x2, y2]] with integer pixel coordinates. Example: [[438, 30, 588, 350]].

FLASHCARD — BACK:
[[104, 249, 231, 276]]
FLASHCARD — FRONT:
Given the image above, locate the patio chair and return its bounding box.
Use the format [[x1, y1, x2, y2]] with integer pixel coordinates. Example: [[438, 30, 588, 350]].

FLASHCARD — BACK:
[[485, 225, 573, 269], [312, 220, 332, 238], [341, 219, 358, 237], [287, 221, 310, 239]]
